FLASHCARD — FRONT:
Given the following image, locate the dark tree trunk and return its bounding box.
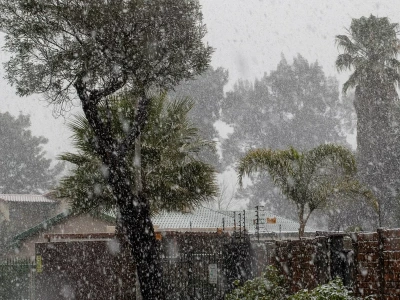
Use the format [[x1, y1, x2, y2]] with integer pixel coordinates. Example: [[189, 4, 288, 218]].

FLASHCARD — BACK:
[[110, 165, 163, 300], [74, 79, 165, 299]]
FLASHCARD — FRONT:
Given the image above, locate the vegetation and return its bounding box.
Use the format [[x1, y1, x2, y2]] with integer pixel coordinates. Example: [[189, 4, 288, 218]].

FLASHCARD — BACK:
[[57, 92, 218, 214], [226, 266, 289, 300], [0, 112, 63, 194], [238, 144, 374, 237], [0, 0, 212, 298], [227, 271, 362, 300], [336, 15, 400, 226], [221, 55, 355, 221], [290, 278, 361, 300], [172, 67, 228, 170]]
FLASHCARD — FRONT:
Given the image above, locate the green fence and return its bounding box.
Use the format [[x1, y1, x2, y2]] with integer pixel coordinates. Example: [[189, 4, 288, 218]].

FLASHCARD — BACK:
[[0, 258, 35, 300]]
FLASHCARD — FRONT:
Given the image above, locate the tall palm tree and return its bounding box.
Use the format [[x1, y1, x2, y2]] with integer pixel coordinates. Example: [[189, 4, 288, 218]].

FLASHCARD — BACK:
[[336, 15, 400, 226], [57, 92, 218, 215], [238, 144, 375, 237]]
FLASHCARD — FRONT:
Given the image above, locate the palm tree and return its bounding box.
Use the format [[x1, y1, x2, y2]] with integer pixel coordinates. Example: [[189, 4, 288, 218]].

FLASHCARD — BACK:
[[336, 15, 400, 226], [57, 92, 218, 215], [238, 144, 375, 237]]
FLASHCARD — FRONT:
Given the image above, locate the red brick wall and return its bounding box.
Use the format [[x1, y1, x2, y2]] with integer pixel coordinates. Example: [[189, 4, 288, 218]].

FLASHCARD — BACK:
[[273, 237, 329, 293], [353, 229, 400, 299], [273, 229, 400, 299], [352, 232, 380, 298]]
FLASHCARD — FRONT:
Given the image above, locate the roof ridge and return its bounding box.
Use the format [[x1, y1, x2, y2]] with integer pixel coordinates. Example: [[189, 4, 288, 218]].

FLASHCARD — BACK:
[[9, 210, 71, 247]]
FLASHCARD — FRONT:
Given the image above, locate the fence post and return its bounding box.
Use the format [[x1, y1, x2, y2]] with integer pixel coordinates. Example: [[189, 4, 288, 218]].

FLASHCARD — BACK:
[[377, 228, 385, 300]]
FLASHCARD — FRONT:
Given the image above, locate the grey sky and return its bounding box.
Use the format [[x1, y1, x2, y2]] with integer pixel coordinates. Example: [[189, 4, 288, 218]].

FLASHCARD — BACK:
[[0, 0, 399, 159]]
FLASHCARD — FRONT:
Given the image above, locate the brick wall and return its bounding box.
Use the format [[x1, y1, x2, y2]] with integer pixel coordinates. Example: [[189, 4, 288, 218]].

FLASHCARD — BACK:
[[353, 229, 400, 299], [272, 229, 400, 299], [352, 232, 380, 298], [273, 237, 329, 293]]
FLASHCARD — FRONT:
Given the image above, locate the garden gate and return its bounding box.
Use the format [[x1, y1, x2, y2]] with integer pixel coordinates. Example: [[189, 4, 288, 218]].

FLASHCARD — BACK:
[[161, 234, 253, 300]]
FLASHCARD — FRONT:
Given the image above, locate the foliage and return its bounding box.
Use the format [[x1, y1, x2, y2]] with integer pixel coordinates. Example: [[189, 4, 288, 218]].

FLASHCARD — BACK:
[[0, 0, 213, 298], [336, 15, 400, 93], [171, 66, 229, 170], [0, 111, 63, 194], [57, 92, 218, 214], [222, 55, 351, 168], [290, 278, 360, 300], [336, 15, 400, 226], [221, 55, 355, 220], [238, 144, 374, 237], [226, 266, 289, 300], [0, 0, 213, 113]]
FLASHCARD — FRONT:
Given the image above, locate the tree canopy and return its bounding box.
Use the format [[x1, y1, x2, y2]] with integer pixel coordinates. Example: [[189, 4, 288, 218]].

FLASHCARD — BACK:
[[0, 1, 213, 298], [0, 111, 63, 194], [171, 66, 228, 170], [336, 15, 400, 93], [0, 0, 213, 112], [336, 15, 400, 226], [238, 144, 373, 237], [57, 92, 218, 214], [221, 55, 355, 218]]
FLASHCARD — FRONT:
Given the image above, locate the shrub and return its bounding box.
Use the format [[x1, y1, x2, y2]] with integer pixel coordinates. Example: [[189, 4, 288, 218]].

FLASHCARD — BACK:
[[289, 278, 360, 300], [225, 265, 289, 300]]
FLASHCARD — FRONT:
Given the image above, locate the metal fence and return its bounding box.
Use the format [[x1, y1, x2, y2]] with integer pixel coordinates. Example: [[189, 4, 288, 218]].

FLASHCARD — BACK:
[[0, 258, 35, 300], [161, 237, 255, 300], [162, 251, 226, 300]]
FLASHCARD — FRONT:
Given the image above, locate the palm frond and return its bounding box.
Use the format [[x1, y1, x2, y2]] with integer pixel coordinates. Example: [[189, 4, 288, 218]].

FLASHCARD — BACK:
[[237, 148, 295, 196], [57, 91, 218, 214]]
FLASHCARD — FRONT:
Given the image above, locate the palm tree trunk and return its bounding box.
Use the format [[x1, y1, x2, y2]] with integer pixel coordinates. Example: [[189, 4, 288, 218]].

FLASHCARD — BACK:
[[298, 205, 305, 238], [355, 85, 397, 226], [299, 221, 306, 239]]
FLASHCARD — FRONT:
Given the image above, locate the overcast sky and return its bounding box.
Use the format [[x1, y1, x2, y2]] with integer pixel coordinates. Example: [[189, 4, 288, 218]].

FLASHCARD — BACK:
[[0, 0, 399, 160]]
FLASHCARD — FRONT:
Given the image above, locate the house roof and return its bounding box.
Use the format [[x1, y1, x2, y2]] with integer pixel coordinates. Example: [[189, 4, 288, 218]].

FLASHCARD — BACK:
[[8, 206, 316, 248], [9, 210, 72, 248], [0, 194, 55, 203], [152, 206, 316, 233], [153, 207, 228, 230]]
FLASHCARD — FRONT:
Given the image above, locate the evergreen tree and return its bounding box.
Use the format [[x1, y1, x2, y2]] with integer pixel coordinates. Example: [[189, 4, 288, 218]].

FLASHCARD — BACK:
[[222, 55, 354, 218], [0, 112, 63, 194], [57, 93, 218, 214], [0, 1, 212, 297], [171, 67, 229, 170]]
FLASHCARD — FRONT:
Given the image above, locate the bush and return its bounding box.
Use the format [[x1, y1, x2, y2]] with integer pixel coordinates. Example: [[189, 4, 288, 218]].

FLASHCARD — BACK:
[[225, 265, 289, 300], [289, 278, 359, 300]]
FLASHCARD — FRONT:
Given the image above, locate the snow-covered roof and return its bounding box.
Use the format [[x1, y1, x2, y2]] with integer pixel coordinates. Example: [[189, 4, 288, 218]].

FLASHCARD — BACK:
[[153, 207, 227, 230], [0, 194, 55, 203], [152, 206, 316, 233]]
